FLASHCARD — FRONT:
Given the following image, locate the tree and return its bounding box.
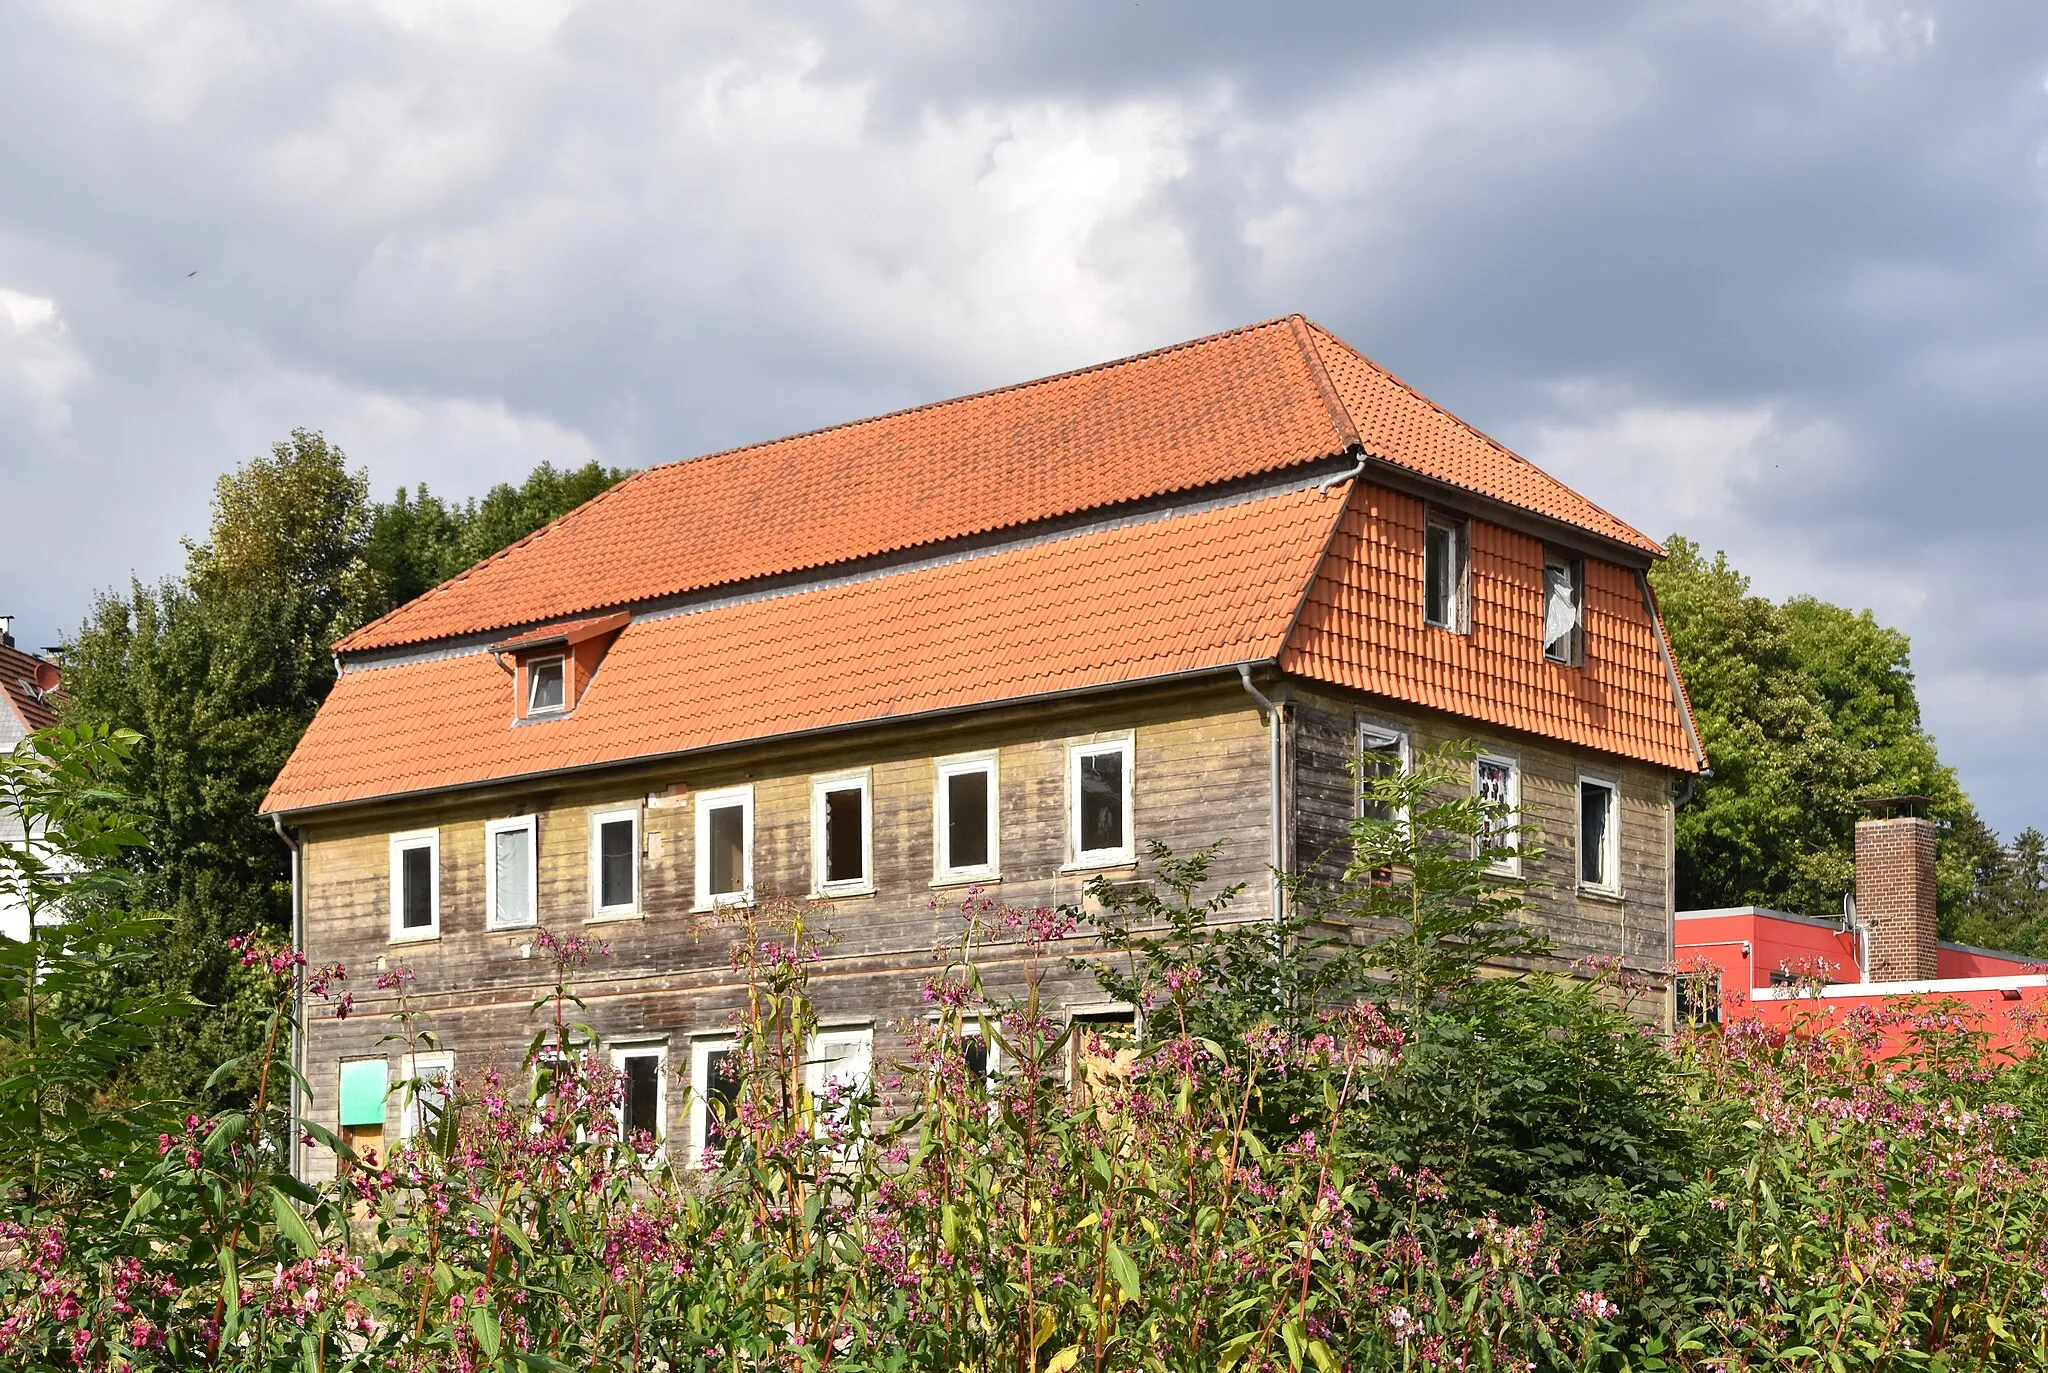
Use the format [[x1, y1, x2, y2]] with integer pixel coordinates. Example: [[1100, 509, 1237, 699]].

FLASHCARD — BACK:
[[58, 434, 630, 1103], [1651, 536, 1998, 929]]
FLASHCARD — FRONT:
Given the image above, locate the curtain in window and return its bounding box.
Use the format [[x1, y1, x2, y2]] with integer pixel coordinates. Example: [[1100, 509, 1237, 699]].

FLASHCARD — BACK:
[[1544, 563, 1578, 652]]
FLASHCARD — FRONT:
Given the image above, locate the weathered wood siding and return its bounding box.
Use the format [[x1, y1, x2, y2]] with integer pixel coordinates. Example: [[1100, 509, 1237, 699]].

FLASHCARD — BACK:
[[1288, 685, 1675, 971], [296, 679, 1274, 1181]]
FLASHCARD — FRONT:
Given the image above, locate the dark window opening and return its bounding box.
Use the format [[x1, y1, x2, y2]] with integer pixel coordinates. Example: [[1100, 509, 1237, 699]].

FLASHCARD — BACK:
[[1580, 782, 1614, 888], [1677, 971, 1724, 1026], [528, 657, 566, 713], [1544, 555, 1584, 664], [945, 769, 991, 870], [1079, 751, 1125, 855], [823, 787, 865, 884], [707, 805, 745, 897], [621, 1053, 661, 1139], [599, 818, 635, 908], [1424, 517, 1466, 630], [400, 845, 433, 929], [703, 1047, 740, 1152]]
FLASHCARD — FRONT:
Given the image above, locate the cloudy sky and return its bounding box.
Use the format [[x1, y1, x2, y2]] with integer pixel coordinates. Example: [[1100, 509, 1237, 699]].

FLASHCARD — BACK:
[[1, 1, 2044, 832]]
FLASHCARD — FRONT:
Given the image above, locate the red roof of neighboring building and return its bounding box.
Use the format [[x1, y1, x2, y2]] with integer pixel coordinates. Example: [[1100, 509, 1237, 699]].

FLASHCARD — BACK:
[[0, 643, 60, 734], [336, 317, 1659, 655]]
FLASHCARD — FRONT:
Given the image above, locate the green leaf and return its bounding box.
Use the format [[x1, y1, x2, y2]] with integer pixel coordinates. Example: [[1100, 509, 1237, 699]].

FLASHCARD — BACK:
[[1105, 1240, 1141, 1305], [271, 1185, 319, 1259], [472, 1303, 502, 1359]]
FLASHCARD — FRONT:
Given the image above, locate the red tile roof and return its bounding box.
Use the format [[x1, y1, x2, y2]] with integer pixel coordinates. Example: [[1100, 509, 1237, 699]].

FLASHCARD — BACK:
[[265, 486, 1345, 813], [336, 317, 1660, 654], [1282, 484, 1698, 773], [490, 611, 631, 654], [0, 644, 59, 734]]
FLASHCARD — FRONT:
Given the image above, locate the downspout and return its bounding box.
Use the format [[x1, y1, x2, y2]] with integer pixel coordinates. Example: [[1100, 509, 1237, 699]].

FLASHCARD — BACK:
[[1237, 664, 1287, 924], [271, 813, 304, 1182], [1314, 453, 1369, 495]]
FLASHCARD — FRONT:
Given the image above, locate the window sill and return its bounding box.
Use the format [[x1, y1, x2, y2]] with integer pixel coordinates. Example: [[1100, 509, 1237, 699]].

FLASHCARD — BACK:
[[689, 895, 753, 914], [587, 909, 644, 924], [931, 872, 1001, 890], [1061, 858, 1137, 876], [808, 885, 877, 900], [486, 921, 538, 935], [388, 930, 441, 946], [1576, 885, 1625, 904]]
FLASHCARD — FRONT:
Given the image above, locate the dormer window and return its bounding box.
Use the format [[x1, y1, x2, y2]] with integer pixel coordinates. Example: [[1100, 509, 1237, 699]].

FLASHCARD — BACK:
[[493, 611, 631, 721], [527, 656, 566, 714], [1543, 551, 1584, 665]]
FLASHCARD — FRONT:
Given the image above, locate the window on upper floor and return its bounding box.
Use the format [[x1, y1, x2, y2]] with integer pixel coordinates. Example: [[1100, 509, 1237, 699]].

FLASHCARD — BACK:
[[486, 815, 538, 929], [1424, 512, 1469, 632], [589, 807, 640, 918], [812, 771, 873, 895], [389, 830, 439, 941], [694, 784, 753, 908], [1474, 754, 1520, 876], [1578, 777, 1620, 895], [527, 656, 567, 714], [1544, 551, 1584, 665], [1069, 736, 1134, 868], [934, 754, 1000, 884]]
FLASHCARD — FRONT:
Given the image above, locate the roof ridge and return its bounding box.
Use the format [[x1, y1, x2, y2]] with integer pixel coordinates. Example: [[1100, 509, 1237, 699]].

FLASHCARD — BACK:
[[1286, 314, 1361, 453], [631, 315, 1307, 482], [335, 468, 650, 651], [1300, 321, 1660, 554]]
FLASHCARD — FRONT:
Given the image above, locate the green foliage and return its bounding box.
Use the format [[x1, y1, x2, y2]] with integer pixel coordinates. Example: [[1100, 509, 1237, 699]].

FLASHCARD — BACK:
[[58, 434, 631, 1106], [0, 726, 183, 1196], [362, 459, 629, 608], [7, 747, 2048, 1368], [1652, 535, 1998, 926]]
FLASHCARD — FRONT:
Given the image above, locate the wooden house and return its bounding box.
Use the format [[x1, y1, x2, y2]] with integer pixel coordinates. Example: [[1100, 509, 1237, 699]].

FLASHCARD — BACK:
[[261, 316, 1704, 1175]]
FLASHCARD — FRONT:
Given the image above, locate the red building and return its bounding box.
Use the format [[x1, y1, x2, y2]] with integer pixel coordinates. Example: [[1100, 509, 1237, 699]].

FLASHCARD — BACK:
[[1674, 807, 2048, 1051]]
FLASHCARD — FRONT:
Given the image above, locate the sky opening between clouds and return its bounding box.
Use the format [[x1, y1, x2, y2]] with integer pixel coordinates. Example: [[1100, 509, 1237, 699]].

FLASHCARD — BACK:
[[1, 0, 2044, 833]]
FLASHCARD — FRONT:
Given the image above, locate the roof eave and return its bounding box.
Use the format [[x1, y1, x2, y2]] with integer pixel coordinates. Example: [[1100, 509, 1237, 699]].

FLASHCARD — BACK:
[[260, 657, 1280, 822]]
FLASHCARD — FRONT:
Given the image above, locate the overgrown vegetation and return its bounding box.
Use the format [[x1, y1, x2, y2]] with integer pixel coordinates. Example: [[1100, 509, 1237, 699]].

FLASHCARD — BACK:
[[56, 433, 629, 1104], [6, 739, 2048, 1369]]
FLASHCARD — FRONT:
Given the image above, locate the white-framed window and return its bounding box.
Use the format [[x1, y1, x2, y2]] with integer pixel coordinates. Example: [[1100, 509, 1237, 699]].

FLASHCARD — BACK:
[[1065, 1006, 1137, 1088], [807, 1026, 873, 1147], [1578, 777, 1621, 895], [1543, 551, 1584, 665], [811, 770, 873, 896], [589, 807, 640, 918], [527, 655, 567, 714], [1356, 723, 1410, 822], [1473, 754, 1520, 876], [485, 815, 538, 929], [389, 829, 440, 942], [610, 1040, 668, 1157], [959, 1017, 1002, 1100], [933, 753, 1000, 884], [1423, 512, 1469, 632], [1068, 735, 1135, 868], [397, 1051, 454, 1143], [693, 785, 754, 909], [687, 1035, 740, 1169]]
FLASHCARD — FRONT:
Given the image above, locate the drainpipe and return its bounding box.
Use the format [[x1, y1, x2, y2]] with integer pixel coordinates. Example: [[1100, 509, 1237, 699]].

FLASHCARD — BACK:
[[1315, 453, 1369, 495], [1237, 664, 1287, 924], [271, 813, 303, 1182]]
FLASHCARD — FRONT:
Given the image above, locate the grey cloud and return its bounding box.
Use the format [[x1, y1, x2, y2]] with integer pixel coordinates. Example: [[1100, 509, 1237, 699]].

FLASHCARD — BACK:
[[1, 0, 2046, 831]]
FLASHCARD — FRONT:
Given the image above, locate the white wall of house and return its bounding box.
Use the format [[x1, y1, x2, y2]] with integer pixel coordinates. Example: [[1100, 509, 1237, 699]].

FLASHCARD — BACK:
[[0, 701, 29, 942]]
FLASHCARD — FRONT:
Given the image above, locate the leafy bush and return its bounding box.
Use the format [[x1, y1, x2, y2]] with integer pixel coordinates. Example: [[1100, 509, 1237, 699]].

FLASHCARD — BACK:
[[4, 738, 2048, 1369]]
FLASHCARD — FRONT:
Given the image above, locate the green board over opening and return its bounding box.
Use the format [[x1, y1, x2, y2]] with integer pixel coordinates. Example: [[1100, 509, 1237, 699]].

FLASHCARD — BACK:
[[338, 1059, 389, 1127]]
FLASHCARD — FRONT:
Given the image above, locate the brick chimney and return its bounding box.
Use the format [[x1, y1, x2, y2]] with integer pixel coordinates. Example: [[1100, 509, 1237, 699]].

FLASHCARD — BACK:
[[1856, 800, 1938, 983]]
